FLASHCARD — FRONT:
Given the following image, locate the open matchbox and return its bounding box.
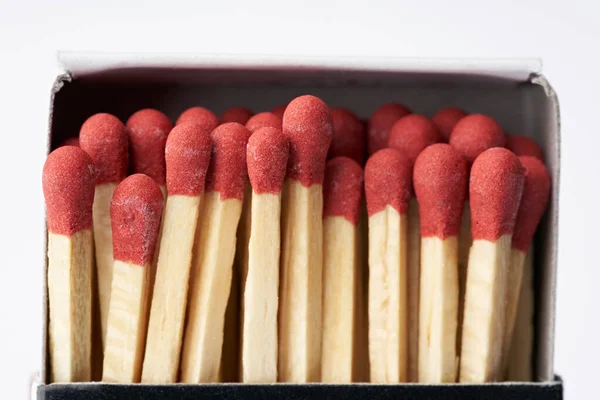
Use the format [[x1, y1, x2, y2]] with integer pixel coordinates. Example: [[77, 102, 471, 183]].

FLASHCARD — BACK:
[[35, 53, 563, 399]]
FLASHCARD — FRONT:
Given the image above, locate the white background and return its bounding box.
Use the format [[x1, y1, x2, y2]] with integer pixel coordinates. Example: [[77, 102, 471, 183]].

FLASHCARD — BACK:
[[0, 0, 597, 397]]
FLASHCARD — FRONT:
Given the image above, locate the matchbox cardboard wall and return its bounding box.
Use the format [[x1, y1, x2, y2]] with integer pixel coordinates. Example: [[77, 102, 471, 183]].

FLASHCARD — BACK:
[[36, 53, 563, 399]]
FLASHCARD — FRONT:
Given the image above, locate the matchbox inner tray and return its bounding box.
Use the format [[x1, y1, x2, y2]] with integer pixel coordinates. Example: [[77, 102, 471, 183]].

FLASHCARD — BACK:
[[36, 53, 562, 399]]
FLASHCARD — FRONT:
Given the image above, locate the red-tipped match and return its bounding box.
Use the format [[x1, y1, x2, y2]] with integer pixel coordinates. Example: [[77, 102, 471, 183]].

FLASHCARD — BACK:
[[176, 106, 219, 132], [205, 123, 252, 201], [283, 95, 333, 186], [328, 107, 366, 164], [247, 127, 289, 194], [245, 112, 282, 133], [165, 122, 213, 197], [413, 144, 468, 239], [126, 109, 174, 185], [368, 103, 412, 154], [506, 134, 544, 161], [388, 114, 442, 163], [271, 105, 287, 120], [62, 137, 80, 147], [79, 113, 129, 184], [111, 174, 164, 266], [43, 146, 96, 236], [512, 156, 551, 251], [470, 147, 525, 241], [221, 107, 253, 125], [323, 157, 364, 225], [432, 107, 468, 141], [365, 148, 413, 217], [449, 114, 506, 164]]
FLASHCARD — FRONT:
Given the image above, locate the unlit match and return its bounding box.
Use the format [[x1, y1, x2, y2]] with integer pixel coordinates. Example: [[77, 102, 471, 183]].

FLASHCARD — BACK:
[[367, 103, 411, 155]]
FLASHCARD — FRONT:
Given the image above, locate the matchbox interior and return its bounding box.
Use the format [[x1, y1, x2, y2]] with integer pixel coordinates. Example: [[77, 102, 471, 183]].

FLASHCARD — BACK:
[[39, 56, 561, 398]]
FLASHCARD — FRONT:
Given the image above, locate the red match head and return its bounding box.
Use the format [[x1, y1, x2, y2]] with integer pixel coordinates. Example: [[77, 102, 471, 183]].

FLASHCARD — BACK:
[[62, 137, 80, 147], [432, 107, 468, 141], [368, 103, 412, 154], [271, 105, 287, 120], [283, 95, 333, 186], [126, 108, 174, 185], [328, 107, 366, 164], [413, 144, 468, 239], [512, 156, 551, 251], [245, 112, 282, 133], [449, 114, 506, 164], [165, 122, 213, 196], [388, 114, 442, 163], [220, 107, 253, 125], [111, 174, 164, 266], [365, 148, 413, 217], [205, 122, 252, 201], [247, 127, 289, 194], [470, 147, 525, 241], [176, 106, 219, 132], [43, 146, 96, 236], [323, 157, 364, 225], [506, 134, 544, 161], [79, 113, 129, 184]]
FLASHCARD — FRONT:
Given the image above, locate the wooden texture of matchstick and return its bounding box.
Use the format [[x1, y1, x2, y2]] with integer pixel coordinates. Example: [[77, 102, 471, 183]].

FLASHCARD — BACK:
[[279, 95, 332, 382], [321, 157, 364, 383], [242, 127, 289, 383], [501, 156, 550, 375], [102, 174, 164, 383], [459, 148, 524, 383], [79, 113, 129, 350], [141, 122, 212, 383], [364, 148, 412, 383], [180, 122, 251, 383], [43, 146, 95, 382], [413, 144, 468, 383]]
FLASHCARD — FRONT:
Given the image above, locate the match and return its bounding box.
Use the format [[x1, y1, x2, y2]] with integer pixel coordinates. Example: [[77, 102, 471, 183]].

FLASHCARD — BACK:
[[79, 113, 129, 349], [365, 148, 412, 383], [242, 126, 289, 383], [141, 122, 212, 383], [180, 122, 251, 383], [102, 174, 164, 383], [328, 107, 366, 164], [221, 106, 253, 124], [506, 134, 545, 161], [245, 111, 282, 133], [459, 147, 524, 383], [271, 104, 287, 120], [43, 146, 95, 382], [367, 102, 411, 154], [279, 94, 332, 383], [413, 144, 468, 383], [176, 106, 219, 131], [321, 157, 364, 383], [432, 107, 467, 141]]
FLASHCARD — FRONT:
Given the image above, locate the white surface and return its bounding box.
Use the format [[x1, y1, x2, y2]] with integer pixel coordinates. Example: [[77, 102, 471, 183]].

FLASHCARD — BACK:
[[0, 0, 597, 397]]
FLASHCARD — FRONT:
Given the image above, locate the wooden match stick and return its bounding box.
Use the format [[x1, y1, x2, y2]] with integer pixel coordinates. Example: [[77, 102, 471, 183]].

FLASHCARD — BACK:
[[367, 103, 411, 155], [364, 148, 412, 383], [242, 127, 289, 383], [43, 146, 95, 382], [321, 157, 364, 383], [279, 95, 332, 383], [413, 144, 468, 383], [432, 107, 467, 142], [221, 106, 253, 124], [387, 114, 442, 382], [449, 113, 506, 359], [245, 111, 282, 133], [102, 174, 164, 383], [141, 122, 212, 383], [328, 107, 366, 164], [176, 106, 219, 131], [506, 247, 534, 381], [126, 108, 174, 195], [180, 122, 251, 383], [459, 148, 524, 383], [79, 113, 129, 349], [501, 156, 550, 374]]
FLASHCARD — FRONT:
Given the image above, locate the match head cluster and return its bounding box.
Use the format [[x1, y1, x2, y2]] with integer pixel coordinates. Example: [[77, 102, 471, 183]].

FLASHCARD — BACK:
[[45, 95, 550, 250]]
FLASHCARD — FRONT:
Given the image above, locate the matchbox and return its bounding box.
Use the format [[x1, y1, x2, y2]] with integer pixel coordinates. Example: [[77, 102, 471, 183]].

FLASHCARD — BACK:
[[36, 53, 562, 399]]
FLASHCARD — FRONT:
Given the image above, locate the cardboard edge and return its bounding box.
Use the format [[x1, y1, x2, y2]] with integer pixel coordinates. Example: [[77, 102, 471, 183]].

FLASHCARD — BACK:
[[529, 73, 561, 381]]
